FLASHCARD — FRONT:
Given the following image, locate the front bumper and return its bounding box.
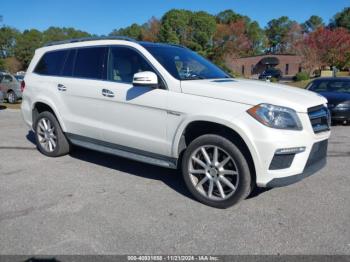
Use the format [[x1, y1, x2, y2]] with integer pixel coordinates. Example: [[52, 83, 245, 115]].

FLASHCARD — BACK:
[[234, 111, 331, 188], [266, 140, 327, 187]]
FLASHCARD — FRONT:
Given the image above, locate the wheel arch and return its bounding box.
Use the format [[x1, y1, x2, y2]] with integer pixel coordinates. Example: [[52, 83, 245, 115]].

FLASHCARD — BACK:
[[6, 89, 15, 99], [6, 89, 18, 103], [32, 100, 67, 132], [173, 117, 258, 184]]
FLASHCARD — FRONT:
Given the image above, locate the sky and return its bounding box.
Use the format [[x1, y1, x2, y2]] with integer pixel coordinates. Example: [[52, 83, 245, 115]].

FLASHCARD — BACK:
[[1, 0, 349, 35]]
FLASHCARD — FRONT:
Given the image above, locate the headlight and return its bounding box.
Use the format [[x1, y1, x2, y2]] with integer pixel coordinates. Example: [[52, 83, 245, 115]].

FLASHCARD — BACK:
[[335, 101, 350, 109], [247, 103, 303, 130]]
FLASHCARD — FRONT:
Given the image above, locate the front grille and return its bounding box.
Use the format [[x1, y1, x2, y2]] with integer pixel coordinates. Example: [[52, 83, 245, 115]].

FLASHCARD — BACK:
[[304, 140, 328, 170], [308, 105, 330, 133]]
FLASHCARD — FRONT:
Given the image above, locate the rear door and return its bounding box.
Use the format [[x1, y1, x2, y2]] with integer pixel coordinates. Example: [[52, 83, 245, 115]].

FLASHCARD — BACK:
[[55, 46, 109, 139], [33, 47, 109, 139]]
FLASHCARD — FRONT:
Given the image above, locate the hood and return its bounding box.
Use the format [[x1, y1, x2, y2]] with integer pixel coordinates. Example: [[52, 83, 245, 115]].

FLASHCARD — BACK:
[[318, 92, 350, 105], [180, 78, 327, 113]]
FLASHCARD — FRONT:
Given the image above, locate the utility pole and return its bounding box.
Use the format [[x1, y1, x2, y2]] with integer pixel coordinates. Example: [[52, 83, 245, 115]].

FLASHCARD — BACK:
[[332, 66, 338, 77]]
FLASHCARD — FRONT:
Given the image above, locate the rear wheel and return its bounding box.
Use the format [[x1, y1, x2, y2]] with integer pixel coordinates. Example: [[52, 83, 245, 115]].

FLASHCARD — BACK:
[[182, 134, 252, 208], [34, 111, 70, 157], [7, 91, 17, 104]]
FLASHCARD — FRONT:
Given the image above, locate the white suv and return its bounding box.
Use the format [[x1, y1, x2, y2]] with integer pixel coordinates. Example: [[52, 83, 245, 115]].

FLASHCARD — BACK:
[[21, 37, 331, 208]]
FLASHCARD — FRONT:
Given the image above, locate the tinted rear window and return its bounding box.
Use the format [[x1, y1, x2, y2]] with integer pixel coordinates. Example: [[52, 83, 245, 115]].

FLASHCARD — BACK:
[[73, 47, 107, 79], [61, 49, 76, 77], [309, 80, 350, 93], [34, 50, 68, 76]]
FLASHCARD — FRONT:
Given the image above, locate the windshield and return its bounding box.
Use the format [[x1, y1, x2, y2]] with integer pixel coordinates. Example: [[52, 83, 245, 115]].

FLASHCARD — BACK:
[[142, 44, 229, 80], [309, 80, 350, 93]]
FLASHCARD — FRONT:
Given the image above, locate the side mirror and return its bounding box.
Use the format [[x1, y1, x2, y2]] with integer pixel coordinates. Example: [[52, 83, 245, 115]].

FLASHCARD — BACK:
[[132, 71, 158, 88]]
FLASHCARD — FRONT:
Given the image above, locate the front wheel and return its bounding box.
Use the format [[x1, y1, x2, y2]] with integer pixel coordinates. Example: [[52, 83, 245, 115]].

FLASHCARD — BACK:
[[182, 134, 252, 208]]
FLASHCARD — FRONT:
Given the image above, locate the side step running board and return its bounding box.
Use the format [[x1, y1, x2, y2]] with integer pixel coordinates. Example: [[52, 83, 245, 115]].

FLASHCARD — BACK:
[[66, 133, 177, 169]]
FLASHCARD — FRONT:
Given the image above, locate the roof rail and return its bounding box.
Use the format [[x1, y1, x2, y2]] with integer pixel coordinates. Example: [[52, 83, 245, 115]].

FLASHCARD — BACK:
[[138, 41, 186, 49], [168, 43, 186, 49], [44, 36, 136, 47]]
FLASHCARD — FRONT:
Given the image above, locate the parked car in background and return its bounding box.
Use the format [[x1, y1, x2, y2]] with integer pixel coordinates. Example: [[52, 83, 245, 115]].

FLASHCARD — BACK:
[[16, 71, 26, 76], [0, 90, 4, 103], [15, 75, 25, 82], [259, 68, 282, 81], [0, 73, 22, 103], [307, 77, 350, 124]]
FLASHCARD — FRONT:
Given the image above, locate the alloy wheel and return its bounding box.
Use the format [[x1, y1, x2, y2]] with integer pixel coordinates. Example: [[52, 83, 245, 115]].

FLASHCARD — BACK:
[[36, 118, 57, 152], [8, 92, 15, 103], [188, 145, 239, 201]]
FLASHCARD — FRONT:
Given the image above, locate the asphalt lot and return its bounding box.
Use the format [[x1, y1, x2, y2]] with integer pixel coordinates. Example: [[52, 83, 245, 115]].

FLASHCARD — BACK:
[[0, 109, 349, 255]]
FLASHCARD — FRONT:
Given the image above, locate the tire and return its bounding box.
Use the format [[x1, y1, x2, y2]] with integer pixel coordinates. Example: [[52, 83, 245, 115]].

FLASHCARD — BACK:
[[182, 134, 252, 209], [34, 111, 71, 157], [7, 91, 17, 104]]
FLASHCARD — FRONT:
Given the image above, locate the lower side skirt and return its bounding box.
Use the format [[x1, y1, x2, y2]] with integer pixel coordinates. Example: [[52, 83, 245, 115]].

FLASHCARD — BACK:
[[66, 133, 177, 169]]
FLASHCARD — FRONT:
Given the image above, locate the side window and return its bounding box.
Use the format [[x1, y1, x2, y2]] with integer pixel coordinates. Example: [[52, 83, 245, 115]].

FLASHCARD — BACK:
[[34, 50, 68, 76], [328, 81, 343, 91], [342, 81, 350, 91], [73, 47, 107, 80], [311, 81, 328, 92], [7, 75, 13, 82], [3, 75, 13, 83], [108, 47, 155, 84], [61, 49, 76, 77]]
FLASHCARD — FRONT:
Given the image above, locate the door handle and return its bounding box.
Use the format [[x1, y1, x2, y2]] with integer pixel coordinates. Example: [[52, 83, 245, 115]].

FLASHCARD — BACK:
[[57, 84, 67, 91], [102, 89, 114, 97]]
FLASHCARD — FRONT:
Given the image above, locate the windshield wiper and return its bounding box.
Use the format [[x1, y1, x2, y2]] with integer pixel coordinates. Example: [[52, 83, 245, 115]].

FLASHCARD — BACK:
[[182, 75, 205, 80]]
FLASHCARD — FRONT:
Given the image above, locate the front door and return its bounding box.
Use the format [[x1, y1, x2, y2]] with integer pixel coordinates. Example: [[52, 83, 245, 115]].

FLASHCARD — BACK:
[[96, 46, 169, 156]]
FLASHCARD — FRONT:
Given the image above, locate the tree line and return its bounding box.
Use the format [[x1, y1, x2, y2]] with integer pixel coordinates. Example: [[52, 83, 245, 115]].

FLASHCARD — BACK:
[[1, 7, 350, 75]]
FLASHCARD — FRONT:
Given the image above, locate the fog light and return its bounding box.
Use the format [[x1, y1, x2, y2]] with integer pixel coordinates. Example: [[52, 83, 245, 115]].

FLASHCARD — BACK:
[[275, 147, 306, 155]]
